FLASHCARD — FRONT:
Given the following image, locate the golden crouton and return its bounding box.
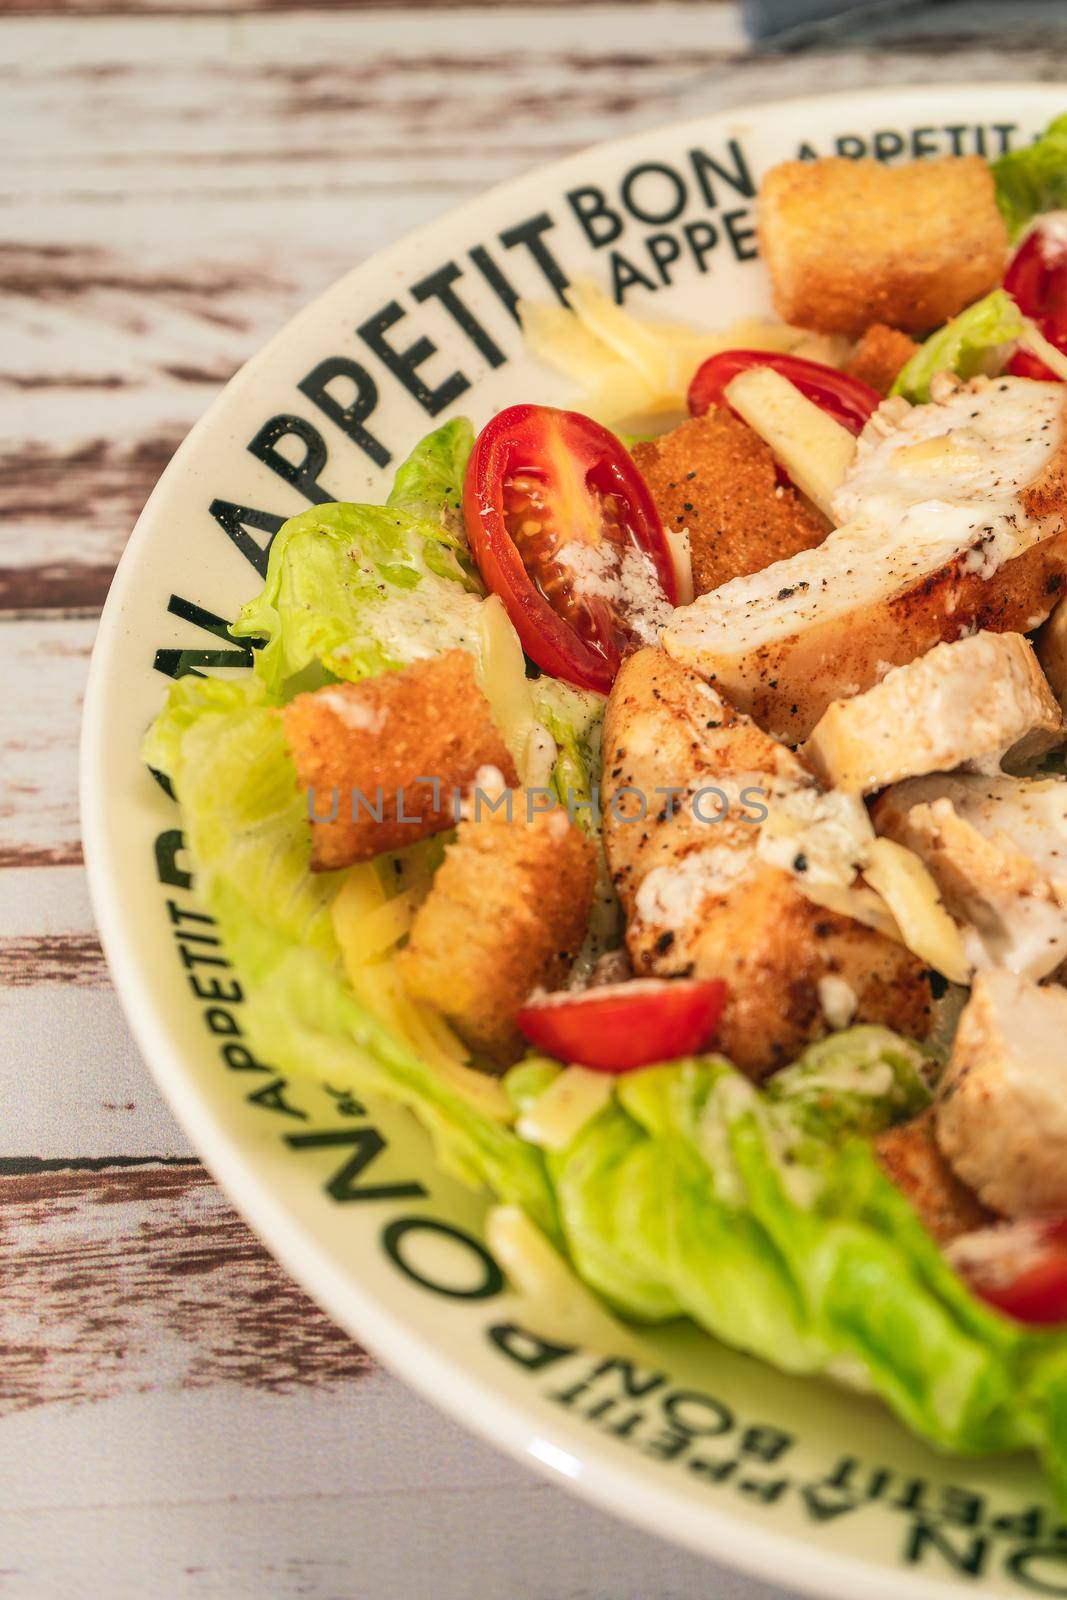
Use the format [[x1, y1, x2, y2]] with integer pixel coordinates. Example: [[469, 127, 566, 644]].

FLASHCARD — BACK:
[[398, 800, 596, 1064], [875, 1108, 994, 1245], [632, 411, 828, 597], [758, 156, 1008, 337], [844, 323, 919, 396], [283, 650, 517, 871]]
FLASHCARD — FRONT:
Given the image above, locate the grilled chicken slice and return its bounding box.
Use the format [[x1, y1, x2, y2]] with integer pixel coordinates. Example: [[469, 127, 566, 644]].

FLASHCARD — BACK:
[[601, 648, 931, 1078], [663, 377, 1067, 742], [875, 1108, 994, 1245], [804, 632, 1063, 795], [874, 772, 1067, 981], [935, 971, 1067, 1217]]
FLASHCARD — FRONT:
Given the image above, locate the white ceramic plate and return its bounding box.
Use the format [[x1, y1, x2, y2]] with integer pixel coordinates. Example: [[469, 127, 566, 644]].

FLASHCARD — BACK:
[[82, 84, 1067, 1600]]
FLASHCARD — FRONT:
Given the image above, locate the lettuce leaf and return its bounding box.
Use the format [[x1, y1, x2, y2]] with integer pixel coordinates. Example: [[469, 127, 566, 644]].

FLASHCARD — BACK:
[[229, 420, 483, 700], [386, 415, 474, 536], [511, 1032, 1067, 1494], [994, 113, 1067, 240], [891, 289, 1025, 403], [230, 499, 484, 699], [142, 671, 556, 1226]]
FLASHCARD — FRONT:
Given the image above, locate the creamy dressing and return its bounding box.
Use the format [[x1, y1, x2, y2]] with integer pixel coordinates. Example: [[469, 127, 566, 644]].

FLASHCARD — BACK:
[[319, 687, 385, 733], [556, 539, 673, 646], [331, 559, 485, 668]]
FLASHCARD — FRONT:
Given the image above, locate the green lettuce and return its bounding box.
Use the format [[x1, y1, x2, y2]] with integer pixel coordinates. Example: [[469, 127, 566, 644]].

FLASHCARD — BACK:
[[892, 289, 1025, 403], [230, 499, 484, 699], [142, 672, 555, 1225], [386, 415, 474, 534], [519, 1038, 1067, 1492], [532, 678, 605, 814], [994, 113, 1067, 240], [229, 419, 483, 699], [145, 409, 1067, 1510]]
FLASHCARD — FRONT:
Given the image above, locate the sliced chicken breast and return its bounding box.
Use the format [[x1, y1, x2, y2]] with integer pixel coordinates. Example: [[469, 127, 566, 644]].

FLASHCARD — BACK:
[[804, 632, 1062, 795], [663, 377, 1067, 742], [874, 772, 1067, 980], [601, 648, 931, 1078], [935, 971, 1067, 1217]]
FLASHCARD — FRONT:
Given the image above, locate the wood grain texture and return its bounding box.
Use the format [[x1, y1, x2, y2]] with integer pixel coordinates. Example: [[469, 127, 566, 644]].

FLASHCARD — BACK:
[[0, 1162, 371, 1412], [4, 7, 1065, 615], [0, 619, 92, 867]]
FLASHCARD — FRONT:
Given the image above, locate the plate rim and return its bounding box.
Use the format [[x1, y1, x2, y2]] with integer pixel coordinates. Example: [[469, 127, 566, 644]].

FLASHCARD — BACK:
[[81, 81, 1067, 1598]]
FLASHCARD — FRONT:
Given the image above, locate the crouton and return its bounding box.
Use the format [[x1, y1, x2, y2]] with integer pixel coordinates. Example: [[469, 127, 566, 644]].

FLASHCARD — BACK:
[[602, 648, 932, 1079], [875, 1107, 994, 1245], [632, 411, 827, 597], [283, 650, 517, 871], [398, 797, 596, 1064], [664, 378, 1067, 742], [804, 633, 1063, 795], [758, 156, 1008, 337], [845, 323, 919, 396]]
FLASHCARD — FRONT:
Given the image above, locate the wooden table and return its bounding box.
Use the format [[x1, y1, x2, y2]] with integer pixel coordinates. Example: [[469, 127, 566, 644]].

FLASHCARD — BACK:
[[3, 3, 1065, 1593]]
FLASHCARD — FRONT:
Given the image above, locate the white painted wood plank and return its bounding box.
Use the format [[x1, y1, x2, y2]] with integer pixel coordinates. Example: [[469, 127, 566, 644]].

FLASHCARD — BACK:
[[3, 7, 1064, 605], [3, 987, 193, 1155], [0, 1377, 790, 1600], [0, 618, 91, 863]]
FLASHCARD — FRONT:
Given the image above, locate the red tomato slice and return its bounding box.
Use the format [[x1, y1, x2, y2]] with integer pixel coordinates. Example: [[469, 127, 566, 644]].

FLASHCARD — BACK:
[[949, 1218, 1067, 1326], [463, 405, 676, 693], [514, 978, 727, 1074], [1005, 222, 1067, 382], [687, 350, 881, 436]]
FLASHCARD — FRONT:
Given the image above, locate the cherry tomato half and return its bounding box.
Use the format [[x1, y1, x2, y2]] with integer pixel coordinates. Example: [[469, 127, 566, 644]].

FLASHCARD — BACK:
[[515, 978, 727, 1074], [688, 350, 881, 436], [950, 1218, 1067, 1326], [1005, 222, 1067, 381], [464, 405, 676, 693]]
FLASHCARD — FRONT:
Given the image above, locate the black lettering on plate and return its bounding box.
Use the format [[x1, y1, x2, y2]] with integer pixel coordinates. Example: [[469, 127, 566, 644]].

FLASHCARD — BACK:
[[154, 829, 192, 891], [688, 140, 755, 206], [382, 1216, 503, 1299], [1006, 1547, 1067, 1597], [905, 1521, 988, 1579], [468, 244, 523, 324], [248, 1078, 307, 1120], [567, 185, 624, 250], [152, 594, 259, 680], [412, 261, 506, 369], [248, 414, 332, 504], [299, 357, 391, 468], [209, 498, 285, 577], [358, 300, 469, 418], [499, 212, 570, 302], [286, 1127, 426, 1203], [488, 1322, 577, 1370], [621, 161, 688, 227]]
